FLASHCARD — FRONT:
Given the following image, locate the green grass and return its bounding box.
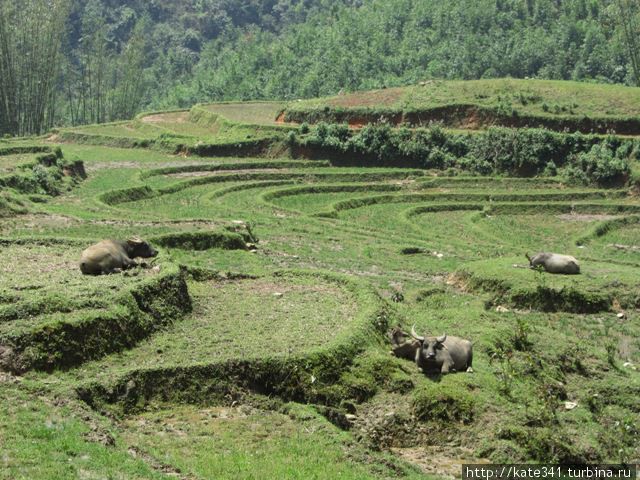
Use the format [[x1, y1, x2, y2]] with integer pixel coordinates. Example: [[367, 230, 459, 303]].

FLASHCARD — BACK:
[[57, 103, 291, 154], [0, 243, 147, 326], [62, 274, 359, 387], [203, 101, 285, 125], [457, 256, 640, 311], [0, 153, 35, 174], [120, 403, 426, 480], [0, 382, 163, 480]]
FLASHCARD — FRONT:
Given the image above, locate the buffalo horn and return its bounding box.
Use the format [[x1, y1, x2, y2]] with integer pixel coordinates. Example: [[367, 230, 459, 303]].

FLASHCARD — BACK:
[[410, 325, 425, 342], [437, 334, 447, 343]]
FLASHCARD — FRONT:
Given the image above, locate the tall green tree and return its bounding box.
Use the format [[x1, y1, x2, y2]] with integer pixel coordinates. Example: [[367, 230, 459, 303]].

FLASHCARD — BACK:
[[108, 18, 149, 120]]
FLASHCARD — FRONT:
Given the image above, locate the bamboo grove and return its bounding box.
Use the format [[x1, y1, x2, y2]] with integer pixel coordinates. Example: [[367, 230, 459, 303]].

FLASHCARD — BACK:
[[0, 1, 69, 136], [0, 0, 146, 136]]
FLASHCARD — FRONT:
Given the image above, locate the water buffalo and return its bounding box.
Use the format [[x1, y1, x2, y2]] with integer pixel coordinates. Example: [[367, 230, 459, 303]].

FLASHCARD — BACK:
[[525, 252, 580, 274], [80, 238, 158, 275], [410, 326, 473, 374], [388, 327, 421, 361]]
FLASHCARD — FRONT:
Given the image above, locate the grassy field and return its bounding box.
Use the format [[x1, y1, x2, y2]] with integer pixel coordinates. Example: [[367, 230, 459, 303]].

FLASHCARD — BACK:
[[285, 79, 640, 133], [290, 79, 640, 117], [203, 101, 285, 125], [1, 82, 639, 478]]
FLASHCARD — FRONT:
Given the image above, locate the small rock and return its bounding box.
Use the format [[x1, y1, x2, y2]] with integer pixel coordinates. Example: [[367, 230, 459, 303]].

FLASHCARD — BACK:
[[273, 292, 283, 298], [496, 306, 510, 313], [345, 414, 357, 422], [578, 245, 586, 249], [564, 401, 578, 410], [151, 266, 161, 273], [616, 312, 626, 319]]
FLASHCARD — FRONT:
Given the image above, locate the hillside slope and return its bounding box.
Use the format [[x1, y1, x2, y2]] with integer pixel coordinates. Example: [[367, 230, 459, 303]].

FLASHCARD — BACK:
[[284, 79, 640, 134]]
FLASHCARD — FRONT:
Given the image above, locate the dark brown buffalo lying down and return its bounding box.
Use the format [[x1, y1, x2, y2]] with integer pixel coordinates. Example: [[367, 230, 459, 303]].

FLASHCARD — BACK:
[[80, 238, 158, 275]]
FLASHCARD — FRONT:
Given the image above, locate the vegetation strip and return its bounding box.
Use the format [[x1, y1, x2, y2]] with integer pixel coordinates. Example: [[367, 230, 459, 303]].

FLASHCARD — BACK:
[[74, 270, 389, 414], [0, 267, 192, 373]]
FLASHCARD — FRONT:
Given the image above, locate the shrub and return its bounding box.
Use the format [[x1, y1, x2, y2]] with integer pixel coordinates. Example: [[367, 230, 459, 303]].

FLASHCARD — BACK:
[[468, 127, 562, 176], [571, 143, 630, 186], [411, 380, 475, 423], [31, 164, 61, 195], [315, 122, 329, 140], [300, 122, 635, 178], [542, 161, 558, 177]]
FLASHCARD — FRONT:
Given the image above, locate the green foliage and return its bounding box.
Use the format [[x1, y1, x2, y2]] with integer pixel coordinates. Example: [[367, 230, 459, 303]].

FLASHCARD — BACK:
[[457, 257, 639, 313], [154, 0, 638, 107], [568, 143, 632, 186], [299, 122, 634, 183], [0, 148, 84, 199]]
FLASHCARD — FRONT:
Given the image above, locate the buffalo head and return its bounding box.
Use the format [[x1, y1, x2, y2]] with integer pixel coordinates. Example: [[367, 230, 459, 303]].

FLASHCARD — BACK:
[[411, 326, 447, 361], [127, 237, 158, 258]]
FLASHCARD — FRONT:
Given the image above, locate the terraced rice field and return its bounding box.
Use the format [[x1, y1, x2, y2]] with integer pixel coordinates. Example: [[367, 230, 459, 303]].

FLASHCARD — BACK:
[[1, 102, 639, 479]]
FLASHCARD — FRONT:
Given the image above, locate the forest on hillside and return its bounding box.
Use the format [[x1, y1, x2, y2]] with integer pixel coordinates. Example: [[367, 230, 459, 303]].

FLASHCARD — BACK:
[[0, 0, 638, 136]]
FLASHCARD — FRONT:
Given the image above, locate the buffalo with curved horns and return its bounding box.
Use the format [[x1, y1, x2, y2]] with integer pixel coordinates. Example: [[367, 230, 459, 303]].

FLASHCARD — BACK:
[[410, 326, 473, 374]]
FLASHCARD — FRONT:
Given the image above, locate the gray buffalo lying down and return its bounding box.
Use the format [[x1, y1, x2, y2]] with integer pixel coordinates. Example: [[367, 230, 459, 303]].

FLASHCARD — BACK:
[[389, 327, 473, 374], [526, 252, 580, 274], [80, 238, 158, 275]]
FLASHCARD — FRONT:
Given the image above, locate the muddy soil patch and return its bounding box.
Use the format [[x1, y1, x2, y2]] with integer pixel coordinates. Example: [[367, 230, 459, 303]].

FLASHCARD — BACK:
[[392, 446, 486, 479]]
